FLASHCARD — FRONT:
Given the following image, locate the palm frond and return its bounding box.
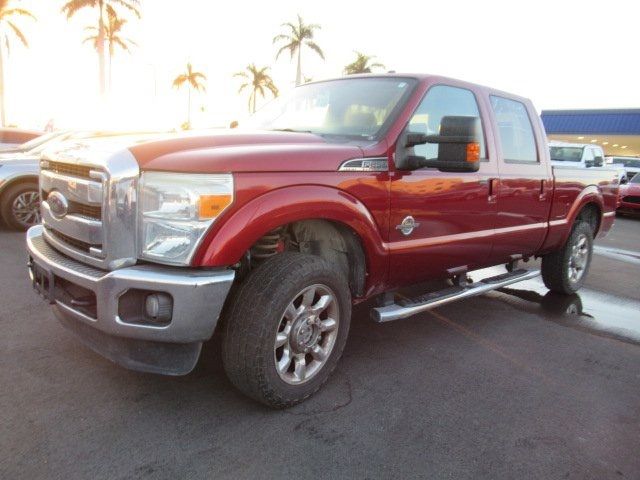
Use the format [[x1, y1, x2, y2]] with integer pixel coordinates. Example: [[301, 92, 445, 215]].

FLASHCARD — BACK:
[[272, 33, 290, 44], [82, 34, 99, 49], [7, 21, 27, 47], [109, 0, 141, 18], [61, 0, 96, 19], [172, 74, 187, 89], [305, 40, 324, 60], [2, 8, 36, 20], [266, 81, 278, 97], [275, 41, 297, 60]]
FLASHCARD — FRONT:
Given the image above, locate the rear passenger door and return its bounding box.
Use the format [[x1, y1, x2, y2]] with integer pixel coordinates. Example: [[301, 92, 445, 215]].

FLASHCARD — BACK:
[[487, 95, 553, 263]]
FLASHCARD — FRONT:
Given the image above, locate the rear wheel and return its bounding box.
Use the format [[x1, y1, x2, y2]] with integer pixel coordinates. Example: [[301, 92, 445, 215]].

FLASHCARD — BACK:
[[541, 221, 593, 294], [1, 182, 41, 231], [221, 252, 351, 408]]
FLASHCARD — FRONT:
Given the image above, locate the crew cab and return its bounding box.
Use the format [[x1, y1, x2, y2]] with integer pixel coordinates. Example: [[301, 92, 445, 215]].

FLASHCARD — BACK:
[[26, 74, 619, 407]]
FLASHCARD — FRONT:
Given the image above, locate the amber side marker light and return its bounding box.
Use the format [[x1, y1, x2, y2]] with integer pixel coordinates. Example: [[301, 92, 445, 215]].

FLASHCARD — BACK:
[[466, 142, 480, 162], [199, 194, 233, 219]]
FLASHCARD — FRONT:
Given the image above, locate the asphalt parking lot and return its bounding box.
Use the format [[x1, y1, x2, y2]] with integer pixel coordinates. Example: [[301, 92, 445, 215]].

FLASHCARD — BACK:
[[1, 218, 639, 480]]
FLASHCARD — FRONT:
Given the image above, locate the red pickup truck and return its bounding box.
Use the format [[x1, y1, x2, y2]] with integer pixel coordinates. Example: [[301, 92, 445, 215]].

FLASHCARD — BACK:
[[26, 74, 619, 407]]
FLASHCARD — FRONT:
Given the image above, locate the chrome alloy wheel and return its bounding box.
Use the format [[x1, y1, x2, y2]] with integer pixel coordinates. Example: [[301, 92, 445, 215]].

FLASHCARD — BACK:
[[274, 284, 340, 385], [568, 233, 589, 283], [11, 191, 41, 227]]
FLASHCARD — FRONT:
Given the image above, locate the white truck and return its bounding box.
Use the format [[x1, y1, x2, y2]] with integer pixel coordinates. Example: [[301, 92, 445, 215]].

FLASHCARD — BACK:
[[550, 141, 628, 183]]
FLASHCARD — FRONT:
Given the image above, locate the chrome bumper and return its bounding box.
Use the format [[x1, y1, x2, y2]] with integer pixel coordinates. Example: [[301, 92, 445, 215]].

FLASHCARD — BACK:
[[26, 225, 235, 375]]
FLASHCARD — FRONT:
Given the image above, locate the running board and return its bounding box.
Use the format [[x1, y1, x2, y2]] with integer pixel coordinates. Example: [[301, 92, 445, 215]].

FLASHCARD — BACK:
[[372, 268, 540, 323]]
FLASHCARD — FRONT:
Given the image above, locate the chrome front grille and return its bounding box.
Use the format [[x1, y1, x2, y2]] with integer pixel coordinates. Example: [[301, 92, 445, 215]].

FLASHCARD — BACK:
[[41, 190, 102, 220], [39, 147, 140, 271], [42, 160, 94, 180]]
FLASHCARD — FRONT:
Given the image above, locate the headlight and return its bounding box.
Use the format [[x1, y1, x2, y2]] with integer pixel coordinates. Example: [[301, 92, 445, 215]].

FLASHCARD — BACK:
[[138, 172, 233, 265]]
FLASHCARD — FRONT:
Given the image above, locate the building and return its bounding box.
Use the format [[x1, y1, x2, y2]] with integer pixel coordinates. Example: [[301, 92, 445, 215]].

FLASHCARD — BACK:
[[541, 108, 640, 157]]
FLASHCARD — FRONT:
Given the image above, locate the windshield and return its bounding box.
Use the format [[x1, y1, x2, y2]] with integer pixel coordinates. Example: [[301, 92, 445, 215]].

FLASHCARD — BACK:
[[550, 146, 584, 162], [242, 77, 417, 140]]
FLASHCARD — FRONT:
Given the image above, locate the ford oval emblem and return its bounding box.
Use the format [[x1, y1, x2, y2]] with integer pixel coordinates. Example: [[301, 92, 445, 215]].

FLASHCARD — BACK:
[[48, 191, 69, 219]]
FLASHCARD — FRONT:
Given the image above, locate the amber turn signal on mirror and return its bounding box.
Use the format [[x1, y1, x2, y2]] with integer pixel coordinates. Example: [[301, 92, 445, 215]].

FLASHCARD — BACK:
[[466, 142, 480, 162]]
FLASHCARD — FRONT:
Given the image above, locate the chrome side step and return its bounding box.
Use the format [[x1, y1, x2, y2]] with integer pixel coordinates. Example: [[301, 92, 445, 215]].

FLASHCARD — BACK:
[[372, 268, 540, 323]]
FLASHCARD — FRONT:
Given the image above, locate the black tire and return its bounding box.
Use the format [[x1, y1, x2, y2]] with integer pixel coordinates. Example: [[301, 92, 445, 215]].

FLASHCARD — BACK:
[[0, 182, 41, 231], [541, 221, 593, 295], [221, 252, 351, 408]]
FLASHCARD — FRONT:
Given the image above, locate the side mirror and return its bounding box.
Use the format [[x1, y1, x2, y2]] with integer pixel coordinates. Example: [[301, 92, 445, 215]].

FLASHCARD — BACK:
[[397, 116, 481, 172], [620, 176, 628, 185], [585, 160, 594, 168], [594, 156, 604, 167]]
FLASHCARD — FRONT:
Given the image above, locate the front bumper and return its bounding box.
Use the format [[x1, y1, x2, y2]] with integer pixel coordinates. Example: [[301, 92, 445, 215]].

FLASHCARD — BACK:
[[26, 225, 235, 375]]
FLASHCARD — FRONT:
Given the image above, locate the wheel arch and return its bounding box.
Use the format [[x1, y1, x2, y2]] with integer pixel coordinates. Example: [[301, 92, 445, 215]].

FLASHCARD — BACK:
[[0, 174, 39, 198], [193, 185, 388, 298], [540, 185, 604, 254]]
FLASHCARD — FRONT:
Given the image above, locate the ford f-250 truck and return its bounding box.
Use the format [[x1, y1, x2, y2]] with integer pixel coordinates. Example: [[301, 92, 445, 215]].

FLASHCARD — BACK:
[[26, 74, 619, 407]]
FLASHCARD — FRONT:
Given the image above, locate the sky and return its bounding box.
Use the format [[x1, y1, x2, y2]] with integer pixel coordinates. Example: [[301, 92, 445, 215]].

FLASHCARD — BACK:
[[4, 0, 640, 131]]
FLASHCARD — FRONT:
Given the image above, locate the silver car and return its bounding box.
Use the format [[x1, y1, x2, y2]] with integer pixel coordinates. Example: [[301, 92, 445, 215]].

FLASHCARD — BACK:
[[1, 131, 149, 230]]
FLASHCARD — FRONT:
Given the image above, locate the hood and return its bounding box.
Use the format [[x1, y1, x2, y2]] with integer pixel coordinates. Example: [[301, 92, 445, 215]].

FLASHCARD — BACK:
[[621, 182, 640, 195], [129, 130, 365, 173], [0, 153, 40, 165]]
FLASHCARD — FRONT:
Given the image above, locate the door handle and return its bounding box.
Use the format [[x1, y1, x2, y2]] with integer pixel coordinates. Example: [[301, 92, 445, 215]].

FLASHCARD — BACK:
[[539, 180, 547, 200], [488, 178, 499, 202]]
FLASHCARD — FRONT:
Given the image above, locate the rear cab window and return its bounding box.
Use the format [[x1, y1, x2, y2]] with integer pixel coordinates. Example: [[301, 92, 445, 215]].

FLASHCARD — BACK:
[[490, 96, 538, 163]]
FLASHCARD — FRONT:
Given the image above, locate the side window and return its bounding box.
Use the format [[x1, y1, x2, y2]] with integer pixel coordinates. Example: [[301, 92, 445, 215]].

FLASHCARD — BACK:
[[490, 96, 538, 163], [408, 85, 486, 161], [583, 148, 595, 162]]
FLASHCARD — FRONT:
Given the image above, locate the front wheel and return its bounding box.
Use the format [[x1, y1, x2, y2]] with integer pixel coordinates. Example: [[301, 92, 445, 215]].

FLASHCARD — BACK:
[[221, 252, 351, 408], [541, 221, 594, 294], [1, 182, 41, 231]]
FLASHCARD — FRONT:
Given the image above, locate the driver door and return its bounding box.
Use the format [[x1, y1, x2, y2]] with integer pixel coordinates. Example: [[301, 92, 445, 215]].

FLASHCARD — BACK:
[[388, 84, 497, 287]]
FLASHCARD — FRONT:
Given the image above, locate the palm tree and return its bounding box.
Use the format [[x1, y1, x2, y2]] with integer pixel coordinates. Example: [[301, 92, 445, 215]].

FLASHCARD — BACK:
[[172, 63, 206, 128], [234, 64, 278, 113], [343, 51, 385, 75], [62, 0, 140, 96], [83, 9, 137, 90], [0, 0, 35, 126], [273, 14, 323, 86]]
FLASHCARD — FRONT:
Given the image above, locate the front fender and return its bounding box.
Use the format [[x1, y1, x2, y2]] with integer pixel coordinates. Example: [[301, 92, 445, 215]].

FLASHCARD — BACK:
[[192, 185, 389, 294], [0, 164, 39, 196]]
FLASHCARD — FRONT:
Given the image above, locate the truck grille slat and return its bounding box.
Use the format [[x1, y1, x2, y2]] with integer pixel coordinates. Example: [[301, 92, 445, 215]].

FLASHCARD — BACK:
[[42, 161, 96, 180], [48, 228, 101, 254]]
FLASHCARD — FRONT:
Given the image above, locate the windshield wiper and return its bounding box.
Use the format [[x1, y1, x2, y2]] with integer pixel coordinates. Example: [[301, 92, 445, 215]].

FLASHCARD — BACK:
[[269, 128, 313, 134]]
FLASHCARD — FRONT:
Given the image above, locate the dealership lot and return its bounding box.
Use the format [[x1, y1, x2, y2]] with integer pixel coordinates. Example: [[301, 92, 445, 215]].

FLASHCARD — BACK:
[[1, 219, 639, 480]]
